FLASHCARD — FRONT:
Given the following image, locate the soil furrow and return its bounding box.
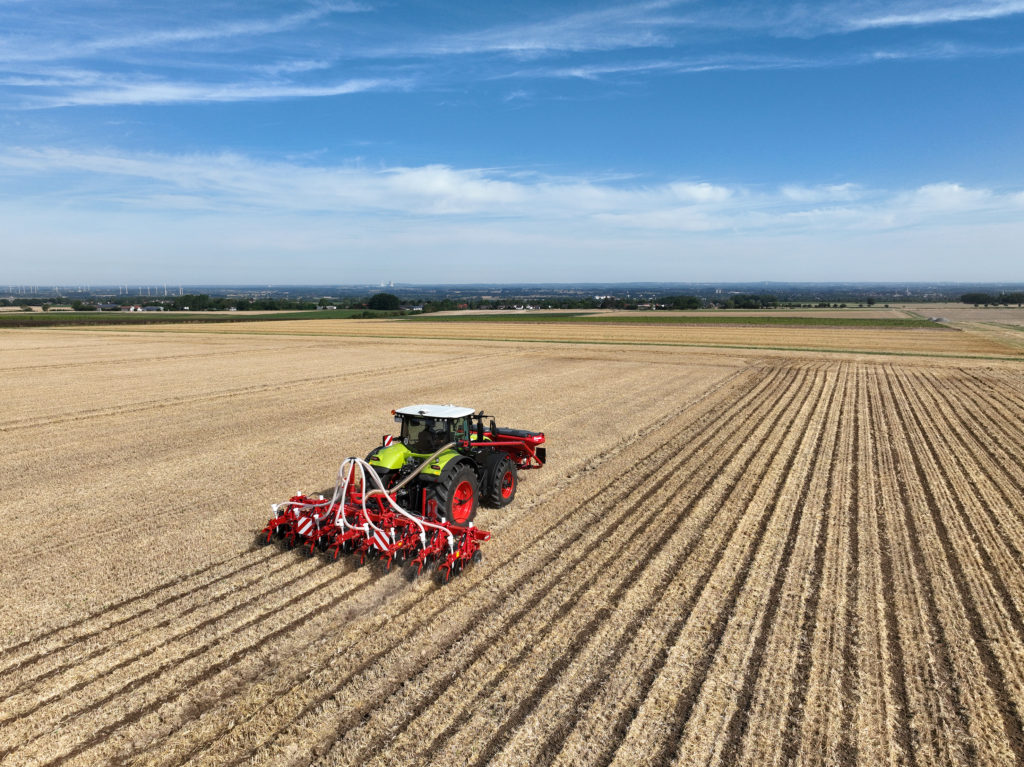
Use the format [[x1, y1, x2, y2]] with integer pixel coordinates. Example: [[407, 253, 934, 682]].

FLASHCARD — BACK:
[[0, 553, 316, 726], [0, 563, 375, 764], [855, 367, 914, 766], [964, 369, 1024, 406], [0, 554, 238, 664], [932, 371, 1024, 496], [510, 370, 832, 767], [0, 551, 295, 701], [884, 367, 1024, 765], [874, 369, 984, 764], [811, 364, 860, 765], [901, 369, 1024, 631], [596, 367, 821, 767], [14, 571, 380, 767], [736, 366, 850, 766], [669, 368, 835, 765]]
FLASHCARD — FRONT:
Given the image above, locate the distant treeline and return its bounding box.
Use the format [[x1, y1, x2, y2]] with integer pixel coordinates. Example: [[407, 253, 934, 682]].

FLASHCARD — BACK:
[[961, 292, 1024, 306], [0, 289, 911, 314], [0, 291, 885, 313]]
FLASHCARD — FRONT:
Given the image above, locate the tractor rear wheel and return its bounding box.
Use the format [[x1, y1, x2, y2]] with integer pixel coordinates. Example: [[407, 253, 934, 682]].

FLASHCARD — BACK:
[[483, 456, 518, 508], [432, 464, 479, 525]]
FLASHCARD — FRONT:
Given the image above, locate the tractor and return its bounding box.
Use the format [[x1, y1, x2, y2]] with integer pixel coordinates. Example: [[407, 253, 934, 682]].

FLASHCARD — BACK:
[[258, 405, 545, 580]]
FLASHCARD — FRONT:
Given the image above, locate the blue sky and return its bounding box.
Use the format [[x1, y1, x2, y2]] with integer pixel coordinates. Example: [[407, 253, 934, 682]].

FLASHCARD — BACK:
[[1, 1, 1023, 284]]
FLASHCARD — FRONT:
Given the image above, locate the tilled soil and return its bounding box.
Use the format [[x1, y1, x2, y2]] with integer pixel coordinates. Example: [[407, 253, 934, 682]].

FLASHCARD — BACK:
[[1, 328, 1022, 766]]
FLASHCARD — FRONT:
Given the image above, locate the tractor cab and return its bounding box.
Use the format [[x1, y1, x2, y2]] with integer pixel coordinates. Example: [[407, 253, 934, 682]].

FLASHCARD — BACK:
[[394, 404, 474, 455]]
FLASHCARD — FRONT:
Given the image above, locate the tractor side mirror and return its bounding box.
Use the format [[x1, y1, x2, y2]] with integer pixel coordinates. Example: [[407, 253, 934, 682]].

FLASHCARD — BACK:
[[489, 419, 497, 436]]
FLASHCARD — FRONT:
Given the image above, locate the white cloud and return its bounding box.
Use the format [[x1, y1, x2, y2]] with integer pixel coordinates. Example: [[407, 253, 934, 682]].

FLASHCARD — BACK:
[[897, 182, 993, 211], [780, 183, 863, 203], [668, 181, 733, 203], [1, 147, 1021, 239]]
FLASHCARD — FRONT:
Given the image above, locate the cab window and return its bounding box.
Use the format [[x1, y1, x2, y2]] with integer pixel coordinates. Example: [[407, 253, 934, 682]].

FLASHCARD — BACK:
[[451, 417, 470, 442], [402, 416, 449, 453]]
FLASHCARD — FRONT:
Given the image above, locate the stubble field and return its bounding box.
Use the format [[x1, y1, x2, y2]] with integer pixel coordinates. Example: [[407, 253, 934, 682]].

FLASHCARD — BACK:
[[1, 320, 1023, 767]]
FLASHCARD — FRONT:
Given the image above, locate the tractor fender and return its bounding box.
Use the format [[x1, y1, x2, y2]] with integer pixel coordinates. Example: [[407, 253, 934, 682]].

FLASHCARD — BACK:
[[367, 442, 411, 471], [422, 453, 477, 483], [414, 449, 474, 481]]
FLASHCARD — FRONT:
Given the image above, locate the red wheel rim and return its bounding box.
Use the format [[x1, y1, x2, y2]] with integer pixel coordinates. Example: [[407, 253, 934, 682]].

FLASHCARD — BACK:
[[451, 480, 474, 523], [500, 470, 515, 499]]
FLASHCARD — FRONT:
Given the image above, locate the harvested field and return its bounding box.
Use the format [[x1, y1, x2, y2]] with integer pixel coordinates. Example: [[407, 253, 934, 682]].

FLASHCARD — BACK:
[[1, 326, 1023, 766], [900, 303, 1024, 325], [89, 316, 1024, 358]]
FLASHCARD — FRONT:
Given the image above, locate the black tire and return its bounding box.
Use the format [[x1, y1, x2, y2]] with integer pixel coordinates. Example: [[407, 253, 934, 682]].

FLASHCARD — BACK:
[[482, 455, 518, 508], [430, 463, 479, 525]]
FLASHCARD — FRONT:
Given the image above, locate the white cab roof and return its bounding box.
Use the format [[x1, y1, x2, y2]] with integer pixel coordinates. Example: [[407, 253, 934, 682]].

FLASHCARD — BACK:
[[395, 404, 475, 419]]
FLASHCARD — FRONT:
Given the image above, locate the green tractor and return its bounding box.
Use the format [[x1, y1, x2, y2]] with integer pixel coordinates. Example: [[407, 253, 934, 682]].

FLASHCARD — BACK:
[[365, 404, 546, 525]]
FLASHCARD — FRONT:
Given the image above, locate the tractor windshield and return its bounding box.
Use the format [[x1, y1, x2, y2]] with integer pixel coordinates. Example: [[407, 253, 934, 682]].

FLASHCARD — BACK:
[[402, 416, 449, 453]]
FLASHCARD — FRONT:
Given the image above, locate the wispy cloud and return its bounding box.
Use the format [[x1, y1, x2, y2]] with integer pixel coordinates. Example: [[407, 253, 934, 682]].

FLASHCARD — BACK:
[[367, 0, 688, 58], [0, 2, 369, 63], [2, 147, 1021, 233], [503, 38, 1024, 84], [361, 1, 1024, 60], [840, 0, 1024, 32], [23, 76, 409, 108], [2, 1, 1023, 109]]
